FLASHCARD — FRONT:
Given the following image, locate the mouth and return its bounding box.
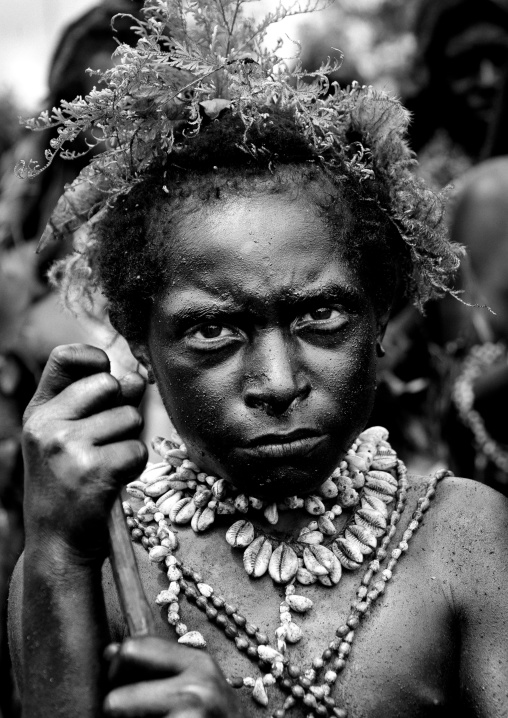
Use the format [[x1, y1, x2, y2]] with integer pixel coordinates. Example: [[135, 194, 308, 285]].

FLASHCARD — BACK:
[[240, 429, 327, 459]]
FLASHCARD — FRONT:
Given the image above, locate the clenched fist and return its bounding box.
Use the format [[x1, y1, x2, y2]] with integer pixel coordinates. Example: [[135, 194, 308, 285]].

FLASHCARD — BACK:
[[22, 343, 148, 563]]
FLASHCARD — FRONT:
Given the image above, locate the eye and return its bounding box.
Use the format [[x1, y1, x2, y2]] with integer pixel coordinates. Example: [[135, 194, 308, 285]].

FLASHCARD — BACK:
[[295, 307, 348, 332], [185, 322, 240, 349], [194, 324, 232, 339]]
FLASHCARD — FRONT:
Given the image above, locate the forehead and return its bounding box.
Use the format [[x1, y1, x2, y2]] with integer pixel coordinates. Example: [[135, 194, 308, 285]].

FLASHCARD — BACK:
[[156, 192, 366, 310], [445, 22, 508, 57]]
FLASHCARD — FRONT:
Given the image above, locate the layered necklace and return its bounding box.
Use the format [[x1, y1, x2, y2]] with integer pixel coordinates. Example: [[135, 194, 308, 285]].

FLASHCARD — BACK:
[[124, 426, 448, 718]]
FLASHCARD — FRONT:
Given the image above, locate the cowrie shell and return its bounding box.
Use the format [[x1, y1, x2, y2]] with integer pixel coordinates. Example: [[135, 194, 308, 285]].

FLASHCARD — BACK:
[[225, 520, 255, 548], [285, 622, 303, 643], [358, 426, 389, 443], [371, 454, 397, 471], [334, 536, 363, 564], [157, 491, 183, 515], [264, 503, 279, 525], [285, 594, 313, 612], [367, 470, 398, 486], [363, 486, 394, 504], [331, 538, 362, 570], [303, 544, 335, 576], [335, 475, 352, 492], [197, 583, 214, 597], [155, 589, 178, 605], [193, 489, 212, 508], [140, 462, 173, 482], [252, 677, 269, 706], [190, 506, 216, 532], [299, 530, 324, 545], [350, 470, 365, 490], [243, 536, 273, 577], [345, 455, 368, 473], [178, 631, 206, 648], [365, 478, 397, 497], [345, 524, 377, 554], [337, 487, 359, 507], [212, 478, 226, 498], [258, 645, 284, 663], [216, 500, 236, 515], [355, 507, 387, 537], [234, 494, 249, 513], [318, 514, 337, 536], [144, 478, 173, 497], [318, 478, 338, 499], [304, 495, 326, 515], [361, 494, 388, 517], [148, 545, 170, 563], [126, 485, 145, 499], [296, 567, 317, 585], [269, 543, 298, 583], [169, 497, 196, 524]]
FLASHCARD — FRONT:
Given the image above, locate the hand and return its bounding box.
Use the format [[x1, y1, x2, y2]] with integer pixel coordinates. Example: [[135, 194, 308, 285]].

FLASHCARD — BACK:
[[104, 637, 242, 718], [22, 343, 148, 563]]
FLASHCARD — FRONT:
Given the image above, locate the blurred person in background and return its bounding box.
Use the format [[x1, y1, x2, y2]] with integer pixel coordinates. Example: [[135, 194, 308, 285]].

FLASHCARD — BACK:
[[370, 0, 508, 477], [406, 0, 508, 188], [0, 3, 143, 716], [441, 156, 508, 494]]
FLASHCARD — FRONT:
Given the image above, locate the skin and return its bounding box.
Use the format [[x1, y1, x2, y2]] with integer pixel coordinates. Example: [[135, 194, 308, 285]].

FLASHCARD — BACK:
[[8, 191, 508, 717]]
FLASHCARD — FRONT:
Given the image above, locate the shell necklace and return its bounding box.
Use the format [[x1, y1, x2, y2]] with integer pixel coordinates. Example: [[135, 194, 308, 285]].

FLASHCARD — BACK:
[[127, 425, 400, 585], [124, 427, 449, 717]]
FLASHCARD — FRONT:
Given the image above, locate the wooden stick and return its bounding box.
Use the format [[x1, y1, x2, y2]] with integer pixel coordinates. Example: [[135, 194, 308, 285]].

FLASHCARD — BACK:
[[108, 497, 156, 637]]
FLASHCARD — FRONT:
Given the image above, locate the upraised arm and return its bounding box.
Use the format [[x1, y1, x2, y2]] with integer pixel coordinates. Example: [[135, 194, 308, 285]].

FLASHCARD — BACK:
[[9, 343, 243, 718], [12, 343, 148, 718]]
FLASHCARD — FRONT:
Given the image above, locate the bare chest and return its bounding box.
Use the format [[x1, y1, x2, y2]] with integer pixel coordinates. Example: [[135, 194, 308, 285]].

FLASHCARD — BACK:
[[113, 522, 458, 718]]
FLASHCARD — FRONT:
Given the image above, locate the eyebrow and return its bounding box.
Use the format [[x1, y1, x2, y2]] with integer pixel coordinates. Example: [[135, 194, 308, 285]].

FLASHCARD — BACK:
[[168, 281, 365, 327]]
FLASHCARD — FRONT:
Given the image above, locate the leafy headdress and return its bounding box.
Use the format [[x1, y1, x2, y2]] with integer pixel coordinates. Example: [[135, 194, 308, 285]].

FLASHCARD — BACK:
[[17, 0, 463, 312]]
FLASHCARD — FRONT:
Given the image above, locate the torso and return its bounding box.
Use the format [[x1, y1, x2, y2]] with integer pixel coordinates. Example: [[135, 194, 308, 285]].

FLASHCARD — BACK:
[[104, 475, 463, 717]]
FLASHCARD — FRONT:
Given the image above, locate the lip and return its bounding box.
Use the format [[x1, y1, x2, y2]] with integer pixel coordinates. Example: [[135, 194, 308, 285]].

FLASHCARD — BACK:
[[240, 430, 327, 459]]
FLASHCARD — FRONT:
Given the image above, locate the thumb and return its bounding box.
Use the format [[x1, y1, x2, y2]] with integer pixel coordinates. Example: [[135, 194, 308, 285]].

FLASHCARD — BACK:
[[26, 344, 110, 418]]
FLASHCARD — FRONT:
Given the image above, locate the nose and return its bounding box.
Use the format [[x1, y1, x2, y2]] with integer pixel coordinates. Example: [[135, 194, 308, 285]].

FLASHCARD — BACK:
[[244, 330, 310, 416], [478, 59, 500, 89]]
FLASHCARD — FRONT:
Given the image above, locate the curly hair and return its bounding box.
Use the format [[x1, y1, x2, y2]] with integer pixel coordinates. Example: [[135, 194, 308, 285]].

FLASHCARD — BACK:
[[83, 109, 409, 343]]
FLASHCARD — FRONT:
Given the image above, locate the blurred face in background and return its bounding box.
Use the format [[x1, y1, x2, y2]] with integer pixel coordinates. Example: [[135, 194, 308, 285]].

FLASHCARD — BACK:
[[444, 22, 508, 126]]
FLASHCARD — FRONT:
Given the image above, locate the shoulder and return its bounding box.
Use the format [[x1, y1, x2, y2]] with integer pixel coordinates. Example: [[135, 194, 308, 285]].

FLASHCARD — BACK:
[[409, 474, 508, 608]]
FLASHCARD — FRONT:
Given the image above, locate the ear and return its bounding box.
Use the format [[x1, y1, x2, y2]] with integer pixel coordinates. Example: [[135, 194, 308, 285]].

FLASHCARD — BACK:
[[375, 310, 390, 358], [130, 342, 156, 384]]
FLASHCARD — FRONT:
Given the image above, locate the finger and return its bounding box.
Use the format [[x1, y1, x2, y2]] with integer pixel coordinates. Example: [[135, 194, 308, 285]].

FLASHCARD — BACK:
[[107, 638, 196, 687], [118, 372, 146, 408], [27, 344, 110, 415], [42, 371, 121, 421], [79, 405, 144, 446], [104, 681, 203, 718], [97, 440, 148, 483]]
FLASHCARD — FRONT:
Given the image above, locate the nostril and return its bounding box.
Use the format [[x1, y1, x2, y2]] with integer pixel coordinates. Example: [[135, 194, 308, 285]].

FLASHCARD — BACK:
[[245, 382, 310, 416]]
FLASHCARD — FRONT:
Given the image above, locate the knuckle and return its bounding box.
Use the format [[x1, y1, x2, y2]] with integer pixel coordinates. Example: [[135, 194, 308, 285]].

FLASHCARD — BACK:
[[123, 405, 143, 429], [22, 414, 44, 444], [49, 343, 76, 365], [94, 372, 119, 395]]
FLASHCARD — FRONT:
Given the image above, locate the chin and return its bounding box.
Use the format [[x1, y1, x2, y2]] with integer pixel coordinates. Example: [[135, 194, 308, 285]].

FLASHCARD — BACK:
[[221, 453, 341, 501]]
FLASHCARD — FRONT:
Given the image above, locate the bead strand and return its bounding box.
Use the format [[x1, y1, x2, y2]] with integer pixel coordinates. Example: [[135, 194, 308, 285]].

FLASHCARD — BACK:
[[123, 430, 448, 717]]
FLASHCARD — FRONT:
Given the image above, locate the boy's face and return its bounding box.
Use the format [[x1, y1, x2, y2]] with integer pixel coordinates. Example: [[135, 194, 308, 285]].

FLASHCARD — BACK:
[[444, 22, 508, 126], [141, 193, 381, 499]]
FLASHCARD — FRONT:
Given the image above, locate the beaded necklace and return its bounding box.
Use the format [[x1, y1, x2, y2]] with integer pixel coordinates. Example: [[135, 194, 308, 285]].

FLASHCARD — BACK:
[[453, 342, 508, 476], [124, 426, 449, 718]]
